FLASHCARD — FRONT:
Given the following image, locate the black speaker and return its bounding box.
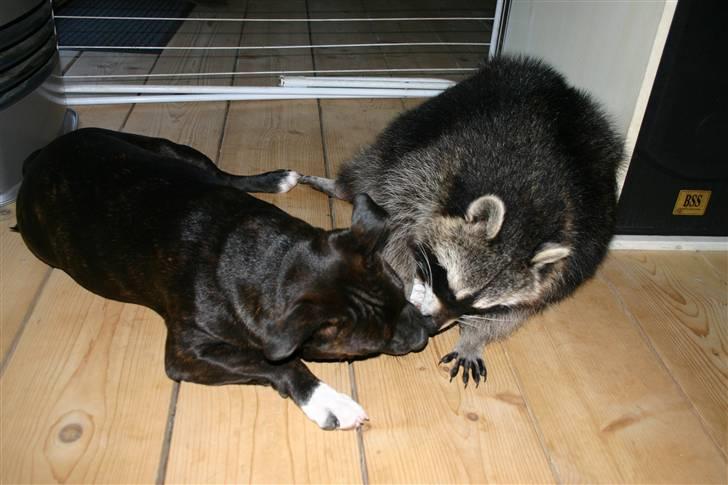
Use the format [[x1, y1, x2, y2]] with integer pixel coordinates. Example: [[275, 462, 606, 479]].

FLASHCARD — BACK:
[[616, 0, 727, 236]]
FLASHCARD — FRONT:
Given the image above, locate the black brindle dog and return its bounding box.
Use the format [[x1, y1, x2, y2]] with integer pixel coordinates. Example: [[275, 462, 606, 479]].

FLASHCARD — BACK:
[[15, 128, 435, 430]]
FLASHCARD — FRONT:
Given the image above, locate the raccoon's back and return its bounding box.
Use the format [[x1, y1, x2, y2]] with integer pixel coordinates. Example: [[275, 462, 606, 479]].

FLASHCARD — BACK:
[[340, 55, 620, 187]]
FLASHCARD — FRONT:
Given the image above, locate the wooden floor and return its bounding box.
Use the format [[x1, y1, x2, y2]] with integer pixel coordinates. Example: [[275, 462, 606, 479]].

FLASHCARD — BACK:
[[2, 0, 727, 483]]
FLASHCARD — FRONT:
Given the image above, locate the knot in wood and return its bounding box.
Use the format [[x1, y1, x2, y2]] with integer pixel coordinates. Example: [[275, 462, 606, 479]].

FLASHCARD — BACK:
[[58, 423, 83, 443]]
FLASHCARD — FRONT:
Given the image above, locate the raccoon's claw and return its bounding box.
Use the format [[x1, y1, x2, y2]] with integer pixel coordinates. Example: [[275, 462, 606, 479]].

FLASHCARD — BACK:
[[439, 352, 458, 365], [449, 359, 461, 382], [440, 352, 487, 387]]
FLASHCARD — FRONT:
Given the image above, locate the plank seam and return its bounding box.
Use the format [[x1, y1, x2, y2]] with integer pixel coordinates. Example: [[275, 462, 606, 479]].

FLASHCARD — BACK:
[[212, 3, 246, 168], [119, 52, 164, 132], [597, 271, 728, 460], [0, 267, 52, 378], [155, 381, 181, 485], [699, 253, 727, 282], [315, 99, 336, 223], [306, 1, 366, 481], [501, 341, 564, 484], [306, 0, 336, 226], [61, 51, 83, 75], [156, 9, 245, 483], [348, 363, 370, 485], [215, 100, 232, 167]]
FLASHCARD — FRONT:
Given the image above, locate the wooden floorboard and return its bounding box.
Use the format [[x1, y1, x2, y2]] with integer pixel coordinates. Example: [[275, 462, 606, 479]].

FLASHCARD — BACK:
[[238, 0, 311, 86], [0, 272, 174, 483], [701, 251, 728, 284], [308, 0, 392, 79], [164, 2, 361, 482], [165, 100, 361, 484], [0, 45, 173, 484], [67, 52, 159, 130], [505, 262, 726, 483], [600, 251, 728, 456], [360, 0, 487, 81], [356, 332, 556, 484], [319, 97, 555, 484], [0, 203, 51, 362], [121, 5, 243, 159], [118, 6, 248, 483]]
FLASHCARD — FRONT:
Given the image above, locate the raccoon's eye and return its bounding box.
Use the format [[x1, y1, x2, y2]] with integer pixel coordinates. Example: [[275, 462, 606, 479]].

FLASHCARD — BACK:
[[473, 305, 511, 315], [477, 304, 510, 314]]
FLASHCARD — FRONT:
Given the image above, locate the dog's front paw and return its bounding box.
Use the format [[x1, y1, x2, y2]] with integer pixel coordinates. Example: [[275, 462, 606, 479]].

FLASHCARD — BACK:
[[440, 351, 487, 387], [277, 170, 301, 193], [301, 382, 368, 430]]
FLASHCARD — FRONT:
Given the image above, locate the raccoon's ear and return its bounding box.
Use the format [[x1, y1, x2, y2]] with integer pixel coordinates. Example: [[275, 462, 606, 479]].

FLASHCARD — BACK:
[[465, 194, 505, 239], [531, 242, 571, 268], [351, 193, 390, 253]]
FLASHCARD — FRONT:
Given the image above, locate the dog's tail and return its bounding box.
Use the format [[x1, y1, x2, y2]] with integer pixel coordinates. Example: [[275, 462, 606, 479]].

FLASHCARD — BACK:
[[222, 170, 302, 194]]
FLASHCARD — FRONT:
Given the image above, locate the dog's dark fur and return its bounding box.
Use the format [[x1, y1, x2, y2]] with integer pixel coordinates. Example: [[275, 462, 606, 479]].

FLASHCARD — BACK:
[[15, 128, 434, 429], [302, 56, 624, 385]]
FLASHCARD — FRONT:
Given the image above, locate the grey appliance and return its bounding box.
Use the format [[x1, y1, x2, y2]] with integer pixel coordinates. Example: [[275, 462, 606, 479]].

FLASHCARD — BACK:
[[1, 0, 75, 206]]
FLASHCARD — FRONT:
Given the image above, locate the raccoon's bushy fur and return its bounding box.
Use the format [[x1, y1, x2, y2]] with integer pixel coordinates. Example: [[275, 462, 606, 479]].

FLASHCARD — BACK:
[[307, 56, 624, 383]]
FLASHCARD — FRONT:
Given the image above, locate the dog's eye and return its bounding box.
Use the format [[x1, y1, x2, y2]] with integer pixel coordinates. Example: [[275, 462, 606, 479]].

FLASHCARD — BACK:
[[318, 323, 339, 339]]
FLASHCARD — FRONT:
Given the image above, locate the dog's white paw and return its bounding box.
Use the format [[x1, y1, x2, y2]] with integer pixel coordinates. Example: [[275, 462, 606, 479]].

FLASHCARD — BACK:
[[278, 171, 301, 193], [301, 382, 368, 430]]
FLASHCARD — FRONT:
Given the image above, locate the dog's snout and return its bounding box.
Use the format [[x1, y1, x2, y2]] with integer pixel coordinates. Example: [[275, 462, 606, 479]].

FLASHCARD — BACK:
[[385, 303, 432, 355]]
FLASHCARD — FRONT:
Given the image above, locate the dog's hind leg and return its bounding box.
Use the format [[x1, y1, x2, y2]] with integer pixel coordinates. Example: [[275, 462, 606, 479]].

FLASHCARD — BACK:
[[164, 330, 368, 429], [81, 128, 301, 193], [90, 128, 301, 193], [220, 169, 301, 193], [299, 175, 352, 200]]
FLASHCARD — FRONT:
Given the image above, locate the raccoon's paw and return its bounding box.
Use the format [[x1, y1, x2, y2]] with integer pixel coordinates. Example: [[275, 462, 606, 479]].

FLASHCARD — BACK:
[[439, 351, 487, 387]]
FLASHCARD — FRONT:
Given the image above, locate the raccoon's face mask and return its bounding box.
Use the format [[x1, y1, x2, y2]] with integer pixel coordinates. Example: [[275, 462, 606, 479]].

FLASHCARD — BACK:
[[409, 194, 571, 329]]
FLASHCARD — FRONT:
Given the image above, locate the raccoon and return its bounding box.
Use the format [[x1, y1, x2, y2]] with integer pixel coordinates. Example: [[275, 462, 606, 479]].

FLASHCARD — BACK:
[[301, 56, 624, 386]]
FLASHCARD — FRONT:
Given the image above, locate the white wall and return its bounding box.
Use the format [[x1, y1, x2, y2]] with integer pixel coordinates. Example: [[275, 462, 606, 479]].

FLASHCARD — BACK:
[[502, 0, 677, 190]]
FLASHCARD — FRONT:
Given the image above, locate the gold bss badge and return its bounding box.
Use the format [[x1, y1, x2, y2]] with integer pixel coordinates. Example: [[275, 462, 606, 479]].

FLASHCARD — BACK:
[[672, 190, 712, 216]]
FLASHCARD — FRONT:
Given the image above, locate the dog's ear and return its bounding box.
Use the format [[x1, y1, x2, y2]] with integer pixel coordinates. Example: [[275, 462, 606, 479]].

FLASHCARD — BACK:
[[351, 193, 390, 254], [263, 301, 331, 361]]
